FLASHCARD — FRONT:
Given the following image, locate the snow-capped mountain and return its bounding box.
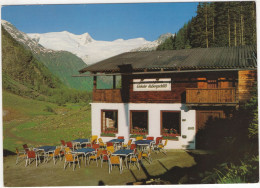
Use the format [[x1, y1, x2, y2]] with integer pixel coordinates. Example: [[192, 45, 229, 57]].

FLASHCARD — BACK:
[[1, 20, 54, 54], [3, 19, 174, 66], [28, 31, 153, 65], [131, 33, 175, 52], [1, 20, 90, 91]]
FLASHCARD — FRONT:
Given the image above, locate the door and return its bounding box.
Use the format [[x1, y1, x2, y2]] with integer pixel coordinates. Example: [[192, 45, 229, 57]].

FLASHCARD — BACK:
[[196, 110, 225, 132]]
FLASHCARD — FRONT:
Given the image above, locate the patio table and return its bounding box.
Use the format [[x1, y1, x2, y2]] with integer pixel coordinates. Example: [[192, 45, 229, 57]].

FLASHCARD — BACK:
[[33, 146, 56, 163], [34, 146, 56, 152], [135, 140, 155, 151], [72, 138, 90, 149], [72, 148, 95, 166], [112, 149, 134, 168], [108, 139, 125, 150]]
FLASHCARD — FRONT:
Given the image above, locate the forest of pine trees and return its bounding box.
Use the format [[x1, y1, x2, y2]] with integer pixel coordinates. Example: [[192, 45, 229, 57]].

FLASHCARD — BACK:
[[157, 1, 256, 50]]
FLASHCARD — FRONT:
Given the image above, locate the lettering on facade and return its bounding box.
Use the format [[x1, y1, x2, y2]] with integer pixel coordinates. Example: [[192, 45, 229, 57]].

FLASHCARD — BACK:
[[133, 78, 171, 91]]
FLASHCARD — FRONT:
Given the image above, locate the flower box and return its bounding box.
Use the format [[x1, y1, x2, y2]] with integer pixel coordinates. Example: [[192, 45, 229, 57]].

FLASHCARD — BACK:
[[162, 136, 179, 141], [101, 133, 116, 137], [130, 134, 147, 139]]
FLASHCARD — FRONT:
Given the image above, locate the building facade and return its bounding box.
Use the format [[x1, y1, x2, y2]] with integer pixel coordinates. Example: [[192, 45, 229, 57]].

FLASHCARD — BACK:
[[79, 46, 257, 149]]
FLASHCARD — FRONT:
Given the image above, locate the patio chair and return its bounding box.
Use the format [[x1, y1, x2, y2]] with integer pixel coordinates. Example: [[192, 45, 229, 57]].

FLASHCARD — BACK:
[[23, 144, 30, 153], [106, 146, 115, 154], [130, 144, 136, 150], [142, 148, 152, 164], [66, 141, 76, 151], [86, 143, 92, 148], [15, 148, 27, 165], [117, 136, 124, 139], [64, 147, 72, 154], [158, 139, 168, 155], [92, 144, 100, 151], [146, 136, 154, 140], [129, 151, 142, 170], [122, 139, 132, 149], [88, 149, 103, 167], [136, 136, 143, 141], [101, 150, 111, 168], [64, 153, 80, 171], [153, 137, 163, 153], [108, 156, 123, 174], [91, 135, 98, 145], [25, 151, 40, 167], [98, 138, 106, 148], [61, 140, 66, 148], [47, 148, 62, 164], [106, 142, 113, 147]]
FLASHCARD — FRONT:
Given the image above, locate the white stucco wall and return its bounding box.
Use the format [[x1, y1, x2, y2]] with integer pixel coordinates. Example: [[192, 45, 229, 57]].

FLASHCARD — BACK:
[[90, 103, 196, 149]]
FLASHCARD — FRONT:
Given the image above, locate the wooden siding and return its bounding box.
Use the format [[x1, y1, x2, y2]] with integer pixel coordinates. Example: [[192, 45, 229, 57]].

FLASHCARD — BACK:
[[93, 89, 122, 103], [127, 75, 197, 103], [196, 110, 226, 131], [238, 70, 257, 102], [186, 88, 237, 105], [92, 71, 256, 104]]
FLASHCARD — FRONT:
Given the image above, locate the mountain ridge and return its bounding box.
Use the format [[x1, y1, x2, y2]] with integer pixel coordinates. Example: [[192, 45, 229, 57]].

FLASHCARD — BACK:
[[27, 31, 152, 65], [2, 20, 91, 91]]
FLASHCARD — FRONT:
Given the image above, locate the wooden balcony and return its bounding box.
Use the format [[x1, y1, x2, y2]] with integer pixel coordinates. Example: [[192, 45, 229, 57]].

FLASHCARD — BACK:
[[93, 89, 122, 103], [186, 88, 237, 106]]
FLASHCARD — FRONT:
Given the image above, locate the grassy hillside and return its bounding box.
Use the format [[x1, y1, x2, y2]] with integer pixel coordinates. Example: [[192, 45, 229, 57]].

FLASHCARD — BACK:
[[2, 26, 62, 91], [2, 26, 92, 104], [2, 21, 93, 91], [34, 50, 93, 91], [3, 90, 91, 152]]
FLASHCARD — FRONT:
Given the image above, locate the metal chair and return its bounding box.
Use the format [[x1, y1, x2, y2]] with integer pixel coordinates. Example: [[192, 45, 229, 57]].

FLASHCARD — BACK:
[[88, 149, 102, 167], [15, 148, 27, 165], [136, 136, 143, 141], [158, 139, 168, 155], [142, 148, 152, 164], [129, 151, 142, 170], [153, 137, 163, 153], [98, 138, 106, 148], [130, 144, 136, 150], [47, 148, 62, 164], [101, 150, 111, 168], [107, 146, 115, 154], [91, 135, 98, 145], [66, 141, 76, 151], [92, 144, 100, 151], [25, 151, 40, 167], [108, 156, 123, 174], [64, 153, 80, 171], [146, 136, 154, 140], [122, 139, 132, 149]]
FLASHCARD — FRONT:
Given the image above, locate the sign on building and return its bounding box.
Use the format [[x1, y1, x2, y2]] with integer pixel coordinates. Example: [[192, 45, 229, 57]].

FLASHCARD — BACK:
[[133, 78, 171, 91]]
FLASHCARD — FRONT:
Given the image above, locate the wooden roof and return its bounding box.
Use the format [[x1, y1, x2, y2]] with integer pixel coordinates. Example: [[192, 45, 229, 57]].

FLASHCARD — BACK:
[[79, 45, 257, 73]]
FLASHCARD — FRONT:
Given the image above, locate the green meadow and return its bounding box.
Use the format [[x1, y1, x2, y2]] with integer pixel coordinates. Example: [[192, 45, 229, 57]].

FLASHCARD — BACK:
[[3, 91, 92, 152]]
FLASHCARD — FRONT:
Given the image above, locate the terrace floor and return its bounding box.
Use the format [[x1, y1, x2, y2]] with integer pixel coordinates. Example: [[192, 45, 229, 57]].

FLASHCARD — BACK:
[[3, 149, 208, 186]]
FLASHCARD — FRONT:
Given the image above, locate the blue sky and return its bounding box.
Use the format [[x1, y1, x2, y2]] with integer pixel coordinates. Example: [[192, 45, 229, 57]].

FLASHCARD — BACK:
[[2, 3, 198, 41]]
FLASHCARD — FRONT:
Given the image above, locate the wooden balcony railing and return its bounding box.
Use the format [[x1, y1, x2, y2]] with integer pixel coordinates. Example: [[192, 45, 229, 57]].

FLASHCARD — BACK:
[[186, 88, 237, 105], [93, 89, 122, 103]]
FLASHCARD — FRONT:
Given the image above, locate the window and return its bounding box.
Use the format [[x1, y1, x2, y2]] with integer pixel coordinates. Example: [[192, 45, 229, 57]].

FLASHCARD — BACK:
[[161, 111, 181, 136], [207, 79, 218, 88], [130, 110, 148, 135], [101, 110, 118, 133]]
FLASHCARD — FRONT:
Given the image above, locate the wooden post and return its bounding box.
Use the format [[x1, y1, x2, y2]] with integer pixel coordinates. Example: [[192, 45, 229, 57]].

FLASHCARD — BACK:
[[93, 75, 97, 90], [113, 75, 116, 89]]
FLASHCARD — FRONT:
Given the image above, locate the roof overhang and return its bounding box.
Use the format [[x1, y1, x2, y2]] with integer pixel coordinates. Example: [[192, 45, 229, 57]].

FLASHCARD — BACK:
[[73, 67, 257, 77]]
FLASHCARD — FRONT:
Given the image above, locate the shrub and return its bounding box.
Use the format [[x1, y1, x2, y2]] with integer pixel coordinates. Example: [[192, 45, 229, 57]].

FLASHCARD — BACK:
[[44, 105, 55, 113]]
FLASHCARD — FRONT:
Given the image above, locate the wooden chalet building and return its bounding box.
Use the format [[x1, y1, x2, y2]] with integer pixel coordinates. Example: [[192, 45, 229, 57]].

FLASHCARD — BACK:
[[79, 46, 257, 149]]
